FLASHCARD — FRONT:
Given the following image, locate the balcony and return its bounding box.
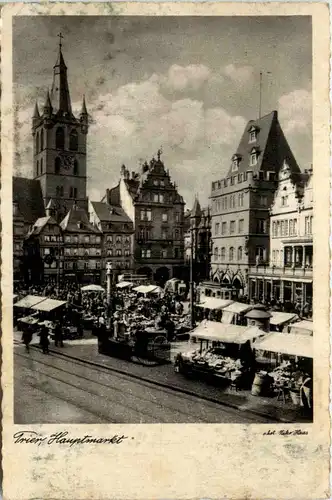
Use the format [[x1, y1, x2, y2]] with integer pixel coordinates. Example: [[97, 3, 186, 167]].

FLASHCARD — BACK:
[[248, 265, 313, 279]]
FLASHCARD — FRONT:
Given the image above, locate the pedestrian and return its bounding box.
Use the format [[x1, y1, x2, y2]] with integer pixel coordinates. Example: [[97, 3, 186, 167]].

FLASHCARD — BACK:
[[300, 372, 313, 412], [39, 325, 50, 354], [54, 321, 64, 347], [22, 330, 33, 353]]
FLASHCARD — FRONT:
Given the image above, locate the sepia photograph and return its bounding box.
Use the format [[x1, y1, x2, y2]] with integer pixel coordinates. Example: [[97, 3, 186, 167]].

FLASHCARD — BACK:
[[2, 3, 330, 500], [11, 14, 315, 425]]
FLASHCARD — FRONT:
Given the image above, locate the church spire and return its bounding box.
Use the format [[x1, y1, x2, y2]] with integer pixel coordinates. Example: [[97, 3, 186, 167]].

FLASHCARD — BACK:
[[51, 33, 73, 116], [80, 94, 88, 116], [33, 101, 40, 119], [43, 90, 53, 116]]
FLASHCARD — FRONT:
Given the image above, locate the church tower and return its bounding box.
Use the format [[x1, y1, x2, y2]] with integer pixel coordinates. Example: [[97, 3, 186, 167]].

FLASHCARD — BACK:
[[32, 34, 89, 220]]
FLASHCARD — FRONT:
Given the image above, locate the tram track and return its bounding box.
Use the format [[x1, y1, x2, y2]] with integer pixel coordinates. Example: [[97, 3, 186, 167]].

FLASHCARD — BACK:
[[15, 344, 280, 423]]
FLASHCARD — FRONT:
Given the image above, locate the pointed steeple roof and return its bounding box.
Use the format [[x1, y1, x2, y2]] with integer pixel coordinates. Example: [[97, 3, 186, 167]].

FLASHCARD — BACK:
[[43, 90, 53, 115], [191, 196, 202, 219], [51, 35, 73, 116], [80, 95, 88, 116], [33, 101, 40, 119], [46, 198, 56, 210]]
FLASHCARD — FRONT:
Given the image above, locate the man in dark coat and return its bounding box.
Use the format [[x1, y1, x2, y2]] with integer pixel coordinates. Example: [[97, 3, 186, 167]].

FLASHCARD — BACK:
[[54, 322, 64, 347], [39, 325, 50, 354]]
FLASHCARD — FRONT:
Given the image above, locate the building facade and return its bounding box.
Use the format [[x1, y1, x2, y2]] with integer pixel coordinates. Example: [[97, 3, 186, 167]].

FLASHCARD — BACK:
[[32, 40, 88, 221], [60, 206, 103, 284], [210, 110, 301, 295], [184, 199, 212, 282], [248, 162, 313, 309], [89, 201, 134, 283], [105, 152, 185, 284]]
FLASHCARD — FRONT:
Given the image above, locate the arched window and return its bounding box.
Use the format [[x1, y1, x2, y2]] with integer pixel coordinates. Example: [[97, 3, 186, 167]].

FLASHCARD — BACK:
[[56, 127, 65, 149], [69, 129, 78, 151], [40, 158, 43, 174], [56, 186, 61, 197], [73, 159, 79, 175], [229, 247, 234, 261], [36, 160, 39, 177], [214, 247, 218, 261], [36, 132, 40, 154], [40, 129, 44, 151], [237, 246, 243, 261], [221, 247, 226, 261], [55, 157, 61, 174]]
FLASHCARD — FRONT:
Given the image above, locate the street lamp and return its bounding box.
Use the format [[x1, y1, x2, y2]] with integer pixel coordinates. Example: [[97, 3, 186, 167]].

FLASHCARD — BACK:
[[106, 261, 113, 331]]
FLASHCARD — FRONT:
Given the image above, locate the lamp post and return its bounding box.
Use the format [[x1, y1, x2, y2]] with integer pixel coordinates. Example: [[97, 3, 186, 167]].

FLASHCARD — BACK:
[[189, 221, 196, 329], [106, 261, 113, 331]]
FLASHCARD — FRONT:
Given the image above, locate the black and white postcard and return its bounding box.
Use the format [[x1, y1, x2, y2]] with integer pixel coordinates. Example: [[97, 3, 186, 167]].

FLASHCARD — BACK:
[[1, 3, 330, 499]]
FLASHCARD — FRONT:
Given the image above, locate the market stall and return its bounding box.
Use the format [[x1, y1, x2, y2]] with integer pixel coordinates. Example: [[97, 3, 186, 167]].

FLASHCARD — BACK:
[[195, 297, 234, 322], [221, 302, 253, 325], [115, 281, 134, 290], [81, 284, 105, 293], [288, 320, 313, 336], [133, 284, 162, 296], [252, 333, 313, 403], [174, 320, 264, 388], [269, 312, 298, 332], [13, 295, 46, 326]]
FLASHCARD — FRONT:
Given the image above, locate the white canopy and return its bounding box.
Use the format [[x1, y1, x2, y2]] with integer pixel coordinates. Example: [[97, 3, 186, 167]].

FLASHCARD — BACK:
[[81, 284, 105, 292], [289, 320, 313, 335], [116, 281, 134, 289], [254, 332, 313, 358], [133, 284, 159, 295], [18, 315, 39, 325], [196, 298, 234, 310], [31, 298, 67, 312], [222, 302, 253, 315], [189, 320, 263, 345], [14, 295, 45, 309], [270, 312, 298, 327]]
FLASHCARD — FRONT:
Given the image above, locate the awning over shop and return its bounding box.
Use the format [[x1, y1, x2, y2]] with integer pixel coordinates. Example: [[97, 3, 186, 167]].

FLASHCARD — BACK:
[[31, 298, 67, 312], [222, 302, 253, 315], [116, 281, 134, 289], [221, 311, 235, 324], [270, 312, 298, 327], [133, 285, 159, 295], [289, 320, 313, 336], [196, 298, 233, 310], [14, 295, 45, 309], [253, 332, 313, 358], [18, 315, 39, 325], [189, 320, 263, 344], [81, 284, 105, 292]]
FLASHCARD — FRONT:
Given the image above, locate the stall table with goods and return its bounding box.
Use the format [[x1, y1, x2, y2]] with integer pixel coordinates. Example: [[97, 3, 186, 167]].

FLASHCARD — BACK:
[[174, 320, 264, 388], [253, 332, 313, 404]]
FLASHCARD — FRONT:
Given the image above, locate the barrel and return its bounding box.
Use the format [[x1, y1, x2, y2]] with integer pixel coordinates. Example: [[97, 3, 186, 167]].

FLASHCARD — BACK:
[[251, 373, 265, 396]]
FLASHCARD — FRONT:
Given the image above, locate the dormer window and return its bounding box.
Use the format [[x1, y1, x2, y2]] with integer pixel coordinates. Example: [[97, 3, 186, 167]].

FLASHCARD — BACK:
[[249, 147, 260, 167], [231, 154, 241, 172], [248, 125, 259, 144]]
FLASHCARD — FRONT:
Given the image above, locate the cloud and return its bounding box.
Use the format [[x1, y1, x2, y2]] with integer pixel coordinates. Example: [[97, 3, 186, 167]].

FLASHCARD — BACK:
[[223, 64, 254, 84], [278, 89, 311, 135], [163, 64, 211, 91], [14, 66, 248, 206]]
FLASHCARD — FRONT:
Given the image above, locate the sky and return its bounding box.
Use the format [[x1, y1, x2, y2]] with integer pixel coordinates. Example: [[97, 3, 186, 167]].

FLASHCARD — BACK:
[[13, 16, 312, 208]]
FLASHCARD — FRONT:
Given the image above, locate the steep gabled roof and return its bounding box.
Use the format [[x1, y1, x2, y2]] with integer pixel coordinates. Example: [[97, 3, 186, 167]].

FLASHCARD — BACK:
[[227, 110, 300, 176], [124, 178, 140, 198], [60, 207, 101, 233], [27, 215, 58, 236], [105, 184, 121, 206], [13, 177, 45, 224], [91, 202, 132, 224]]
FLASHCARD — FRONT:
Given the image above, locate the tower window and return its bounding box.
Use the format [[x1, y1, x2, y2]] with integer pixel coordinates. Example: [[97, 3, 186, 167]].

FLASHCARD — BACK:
[[41, 129, 44, 151], [69, 129, 78, 151], [73, 159, 79, 175], [56, 127, 65, 150], [40, 158, 43, 174], [36, 160, 39, 176], [55, 157, 61, 174], [36, 133, 40, 154], [56, 186, 64, 197]]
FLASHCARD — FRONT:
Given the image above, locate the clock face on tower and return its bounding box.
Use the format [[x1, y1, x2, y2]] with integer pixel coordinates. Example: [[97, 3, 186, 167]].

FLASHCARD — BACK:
[[60, 153, 75, 170]]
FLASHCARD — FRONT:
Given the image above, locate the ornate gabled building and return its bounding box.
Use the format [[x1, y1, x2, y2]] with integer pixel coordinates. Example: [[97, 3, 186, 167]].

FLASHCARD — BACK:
[[104, 152, 185, 284], [248, 162, 313, 310], [210, 110, 301, 296], [89, 201, 134, 282], [60, 206, 102, 284], [32, 38, 89, 221]]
